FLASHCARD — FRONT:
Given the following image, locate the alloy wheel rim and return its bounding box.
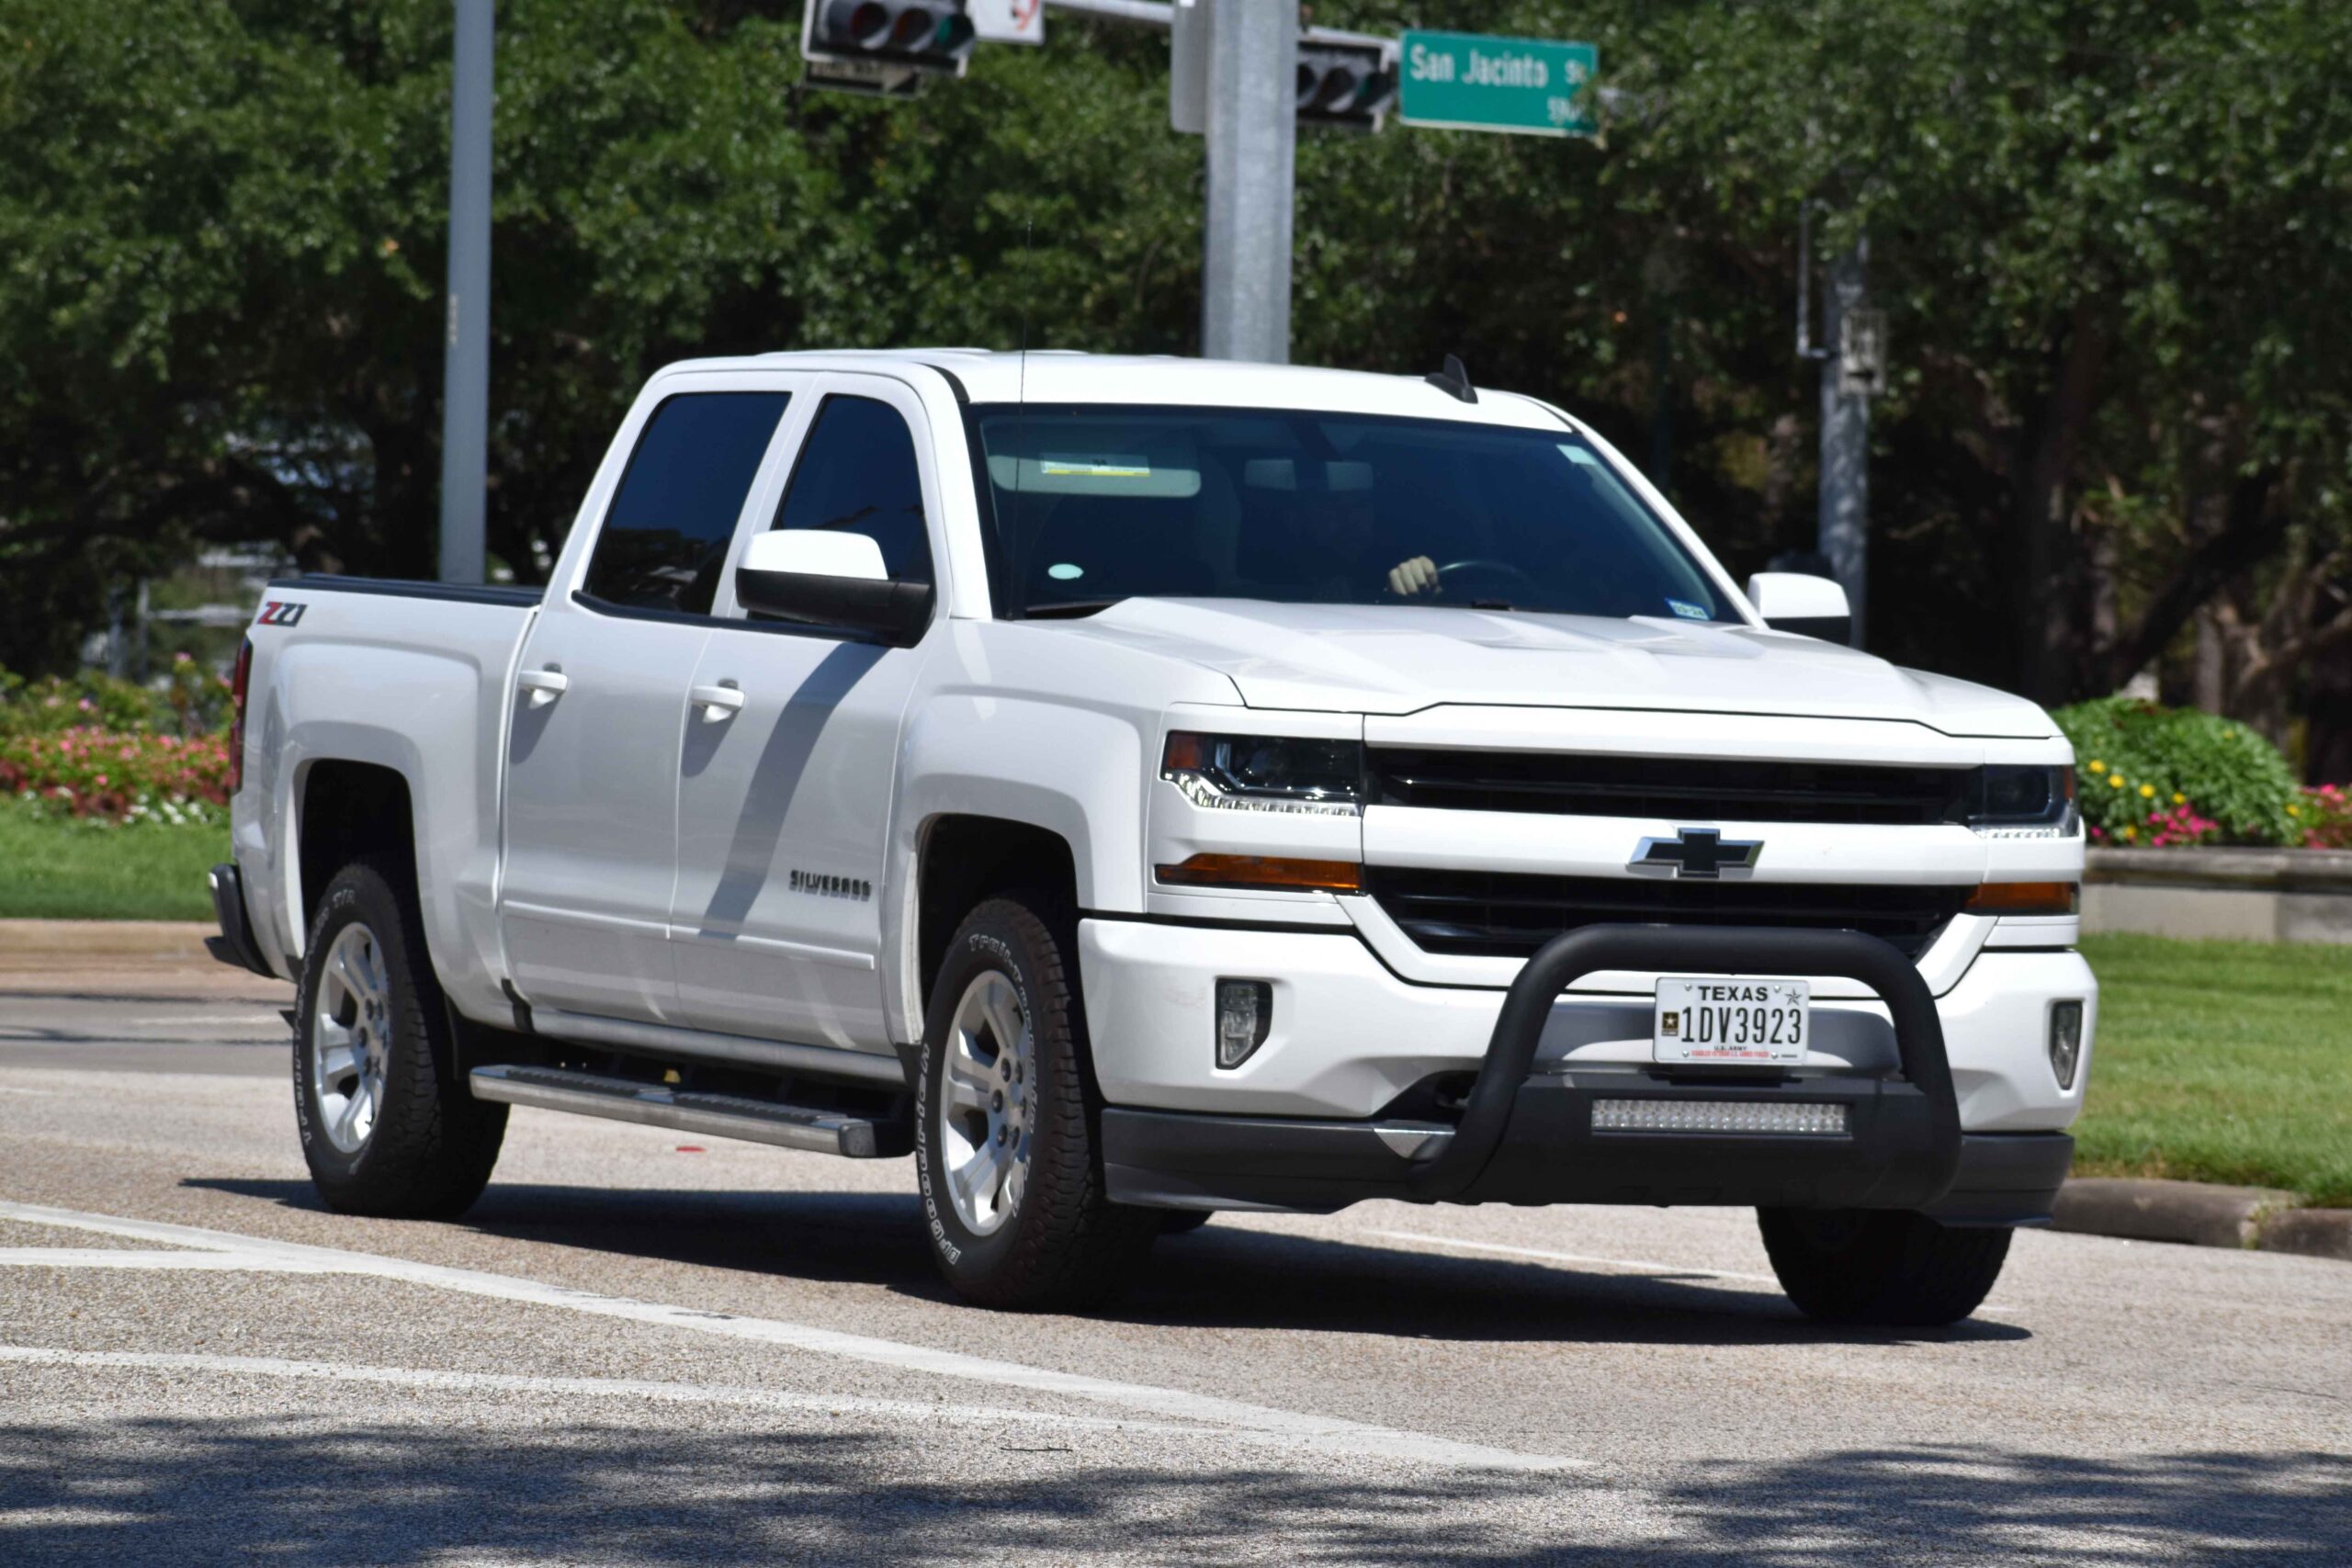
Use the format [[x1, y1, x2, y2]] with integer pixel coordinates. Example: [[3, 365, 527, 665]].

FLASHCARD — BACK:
[[938, 970, 1034, 1236], [311, 921, 391, 1155]]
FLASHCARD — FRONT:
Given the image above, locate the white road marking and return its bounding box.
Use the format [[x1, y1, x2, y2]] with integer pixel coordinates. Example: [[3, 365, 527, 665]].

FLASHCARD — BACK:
[[0, 1347, 1245, 1439], [1374, 1229, 2026, 1317], [0, 1247, 335, 1271], [0, 1201, 1578, 1472]]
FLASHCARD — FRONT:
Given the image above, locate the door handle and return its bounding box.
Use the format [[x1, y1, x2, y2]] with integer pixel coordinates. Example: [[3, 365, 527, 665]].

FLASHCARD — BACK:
[[690, 682, 746, 722], [516, 668, 569, 708]]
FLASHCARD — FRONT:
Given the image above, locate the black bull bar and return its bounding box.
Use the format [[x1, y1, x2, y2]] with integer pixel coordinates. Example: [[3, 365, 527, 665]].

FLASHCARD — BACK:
[[1101, 924, 2037, 1216]]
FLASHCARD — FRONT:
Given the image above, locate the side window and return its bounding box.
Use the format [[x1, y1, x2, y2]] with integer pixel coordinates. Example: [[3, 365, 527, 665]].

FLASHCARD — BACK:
[[582, 391, 790, 615], [771, 395, 933, 582]]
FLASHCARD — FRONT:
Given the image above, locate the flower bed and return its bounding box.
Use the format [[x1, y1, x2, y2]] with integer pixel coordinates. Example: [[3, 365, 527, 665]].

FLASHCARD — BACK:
[[2054, 695, 2344, 849], [0, 662, 232, 828]]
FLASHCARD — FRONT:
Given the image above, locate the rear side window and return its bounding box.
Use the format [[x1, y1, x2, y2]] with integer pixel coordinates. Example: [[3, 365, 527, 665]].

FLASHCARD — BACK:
[[770, 395, 933, 582], [582, 391, 790, 615]]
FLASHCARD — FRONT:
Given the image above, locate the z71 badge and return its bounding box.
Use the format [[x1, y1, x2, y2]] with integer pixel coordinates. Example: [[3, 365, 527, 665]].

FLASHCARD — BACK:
[[256, 600, 308, 627]]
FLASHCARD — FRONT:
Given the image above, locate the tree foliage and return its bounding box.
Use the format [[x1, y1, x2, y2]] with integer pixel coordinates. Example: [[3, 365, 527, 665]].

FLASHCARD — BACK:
[[2, 0, 2346, 763]]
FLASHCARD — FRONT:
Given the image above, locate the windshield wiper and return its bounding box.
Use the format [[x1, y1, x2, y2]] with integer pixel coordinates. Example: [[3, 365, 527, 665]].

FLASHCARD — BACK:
[[1022, 599, 1127, 620]]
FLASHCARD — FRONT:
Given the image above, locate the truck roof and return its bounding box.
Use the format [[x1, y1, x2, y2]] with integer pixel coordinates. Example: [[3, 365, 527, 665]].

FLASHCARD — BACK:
[[658, 348, 1571, 427]]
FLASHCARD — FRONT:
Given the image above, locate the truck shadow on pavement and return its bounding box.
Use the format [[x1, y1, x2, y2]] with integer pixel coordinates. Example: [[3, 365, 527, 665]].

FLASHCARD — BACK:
[[0, 1417, 2344, 1565], [186, 1179, 2025, 1348]]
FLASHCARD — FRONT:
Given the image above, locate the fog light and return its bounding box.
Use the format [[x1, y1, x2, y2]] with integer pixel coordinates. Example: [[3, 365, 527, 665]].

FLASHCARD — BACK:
[[2049, 1000, 2084, 1090], [1591, 1100, 1849, 1136], [1216, 980, 1272, 1069]]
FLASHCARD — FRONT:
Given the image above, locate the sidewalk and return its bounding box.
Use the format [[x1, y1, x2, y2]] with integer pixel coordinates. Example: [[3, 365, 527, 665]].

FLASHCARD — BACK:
[[0, 919, 288, 1002]]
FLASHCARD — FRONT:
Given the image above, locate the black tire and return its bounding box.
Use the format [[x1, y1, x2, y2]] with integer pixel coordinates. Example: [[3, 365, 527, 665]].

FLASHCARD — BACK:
[[914, 893, 1158, 1310], [293, 859, 506, 1219], [1758, 1207, 2012, 1326]]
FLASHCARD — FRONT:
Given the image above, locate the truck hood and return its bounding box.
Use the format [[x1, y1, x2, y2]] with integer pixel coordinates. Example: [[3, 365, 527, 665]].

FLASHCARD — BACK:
[[1053, 599, 2055, 738]]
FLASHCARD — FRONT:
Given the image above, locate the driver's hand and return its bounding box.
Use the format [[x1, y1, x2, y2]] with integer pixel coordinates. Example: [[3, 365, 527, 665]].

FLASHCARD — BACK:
[[1386, 555, 1439, 596]]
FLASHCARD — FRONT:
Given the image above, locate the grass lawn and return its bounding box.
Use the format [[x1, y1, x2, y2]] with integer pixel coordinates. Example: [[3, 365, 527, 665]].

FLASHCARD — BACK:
[[2075, 933, 2352, 1206], [0, 805, 226, 921]]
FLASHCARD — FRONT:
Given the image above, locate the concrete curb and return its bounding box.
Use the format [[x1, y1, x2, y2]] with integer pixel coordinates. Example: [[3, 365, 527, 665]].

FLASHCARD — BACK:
[[2052, 1177, 2348, 1262], [0, 919, 218, 964], [2258, 1207, 2352, 1263]]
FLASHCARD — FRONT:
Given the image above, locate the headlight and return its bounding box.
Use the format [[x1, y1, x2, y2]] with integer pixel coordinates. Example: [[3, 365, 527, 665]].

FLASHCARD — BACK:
[[1970, 764, 2077, 837], [1161, 732, 1364, 817]]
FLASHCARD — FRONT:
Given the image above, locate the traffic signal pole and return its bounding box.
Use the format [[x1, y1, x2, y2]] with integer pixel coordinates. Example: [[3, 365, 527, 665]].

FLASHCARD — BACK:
[[1197, 0, 1297, 363], [437, 0, 492, 585]]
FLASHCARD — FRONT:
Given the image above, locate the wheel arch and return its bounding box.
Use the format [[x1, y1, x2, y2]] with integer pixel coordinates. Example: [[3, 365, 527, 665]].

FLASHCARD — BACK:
[[912, 814, 1080, 1027]]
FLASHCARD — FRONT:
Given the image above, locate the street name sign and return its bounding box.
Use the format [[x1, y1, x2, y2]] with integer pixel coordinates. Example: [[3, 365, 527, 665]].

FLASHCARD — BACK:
[[1397, 30, 1598, 138]]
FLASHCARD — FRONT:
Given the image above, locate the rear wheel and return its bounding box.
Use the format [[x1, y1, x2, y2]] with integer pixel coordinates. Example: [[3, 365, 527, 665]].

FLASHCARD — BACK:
[[914, 894, 1157, 1310], [1758, 1207, 2011, 1326], [293, 860, 505, 1218]]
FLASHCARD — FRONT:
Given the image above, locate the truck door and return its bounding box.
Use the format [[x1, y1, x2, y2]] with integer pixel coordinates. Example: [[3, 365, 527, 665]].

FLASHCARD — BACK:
[[499, 385, 795, 1025], [667, 375, 939, 1055]]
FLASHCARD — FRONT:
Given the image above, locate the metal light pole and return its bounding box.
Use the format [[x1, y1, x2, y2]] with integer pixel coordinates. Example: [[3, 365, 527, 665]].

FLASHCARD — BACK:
[[1198, 0, 1296, 363], [1799, 206, 1874, 649], [437, 0, 493, 584], [1816, 238, 1869, 647]]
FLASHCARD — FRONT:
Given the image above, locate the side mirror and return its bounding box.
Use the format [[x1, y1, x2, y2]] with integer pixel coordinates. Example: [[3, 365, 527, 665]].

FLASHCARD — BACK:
[[735, 531, 932, 644], [1745, 571, 1852, 645]]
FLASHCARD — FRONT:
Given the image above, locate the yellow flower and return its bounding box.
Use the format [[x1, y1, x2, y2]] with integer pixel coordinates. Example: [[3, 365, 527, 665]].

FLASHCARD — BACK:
[[2288, 804, 2301, 817], [2222, 729, 2236, 739], [2086, 760, 2106, 773], [2121, 825, 2138, 840], [2139, 783, 2156, 798], [2172, 793, 2187, 805], [2109, 774, 2125, 788]]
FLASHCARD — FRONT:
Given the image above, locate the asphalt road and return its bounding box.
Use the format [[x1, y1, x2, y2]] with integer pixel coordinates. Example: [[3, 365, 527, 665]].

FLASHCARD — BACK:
[[2, 955, 2347, 1565]]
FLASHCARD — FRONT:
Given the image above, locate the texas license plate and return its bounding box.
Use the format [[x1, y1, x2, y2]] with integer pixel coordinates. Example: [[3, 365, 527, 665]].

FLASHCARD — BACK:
[[1653, 977, 1811, 1066]]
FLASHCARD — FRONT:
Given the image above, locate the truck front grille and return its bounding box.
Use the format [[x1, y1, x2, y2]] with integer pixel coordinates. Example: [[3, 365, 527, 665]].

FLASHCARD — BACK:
[[1367, 749, 1973, 826], [1365, 867, 1973, 961]]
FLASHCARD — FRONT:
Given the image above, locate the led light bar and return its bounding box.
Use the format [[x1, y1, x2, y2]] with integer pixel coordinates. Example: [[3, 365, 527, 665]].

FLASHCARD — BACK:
[[1590, 1100, 1849, 1136]]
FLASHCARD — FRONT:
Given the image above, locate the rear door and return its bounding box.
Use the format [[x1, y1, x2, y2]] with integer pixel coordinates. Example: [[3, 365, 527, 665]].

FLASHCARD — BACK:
[[498, 383, 796, 1024], [668, 375, 944, 1053]]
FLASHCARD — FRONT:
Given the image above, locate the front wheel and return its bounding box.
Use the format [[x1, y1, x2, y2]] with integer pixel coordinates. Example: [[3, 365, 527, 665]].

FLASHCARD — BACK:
[[914, 894, 1158, 1310], [1758, 1207, 2011, 1326], [293, 859, 505, 1218]]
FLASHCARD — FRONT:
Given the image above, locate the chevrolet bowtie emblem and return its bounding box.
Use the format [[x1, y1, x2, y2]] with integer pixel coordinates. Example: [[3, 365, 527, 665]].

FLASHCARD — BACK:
[[1629, 827, 1763, 879]]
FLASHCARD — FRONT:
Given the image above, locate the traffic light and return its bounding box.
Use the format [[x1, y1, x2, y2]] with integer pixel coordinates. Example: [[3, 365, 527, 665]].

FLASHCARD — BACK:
[[1295, 34, 1396, 131], [803, 0, 978, 77]]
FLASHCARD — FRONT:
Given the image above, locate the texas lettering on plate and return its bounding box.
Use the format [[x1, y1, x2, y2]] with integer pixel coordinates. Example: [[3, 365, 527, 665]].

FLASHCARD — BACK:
[[1653, 977, 1811, 1066]]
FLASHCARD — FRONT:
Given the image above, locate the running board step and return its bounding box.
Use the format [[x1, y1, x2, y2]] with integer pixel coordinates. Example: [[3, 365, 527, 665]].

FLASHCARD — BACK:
[[469, 1065, 905, 1158]]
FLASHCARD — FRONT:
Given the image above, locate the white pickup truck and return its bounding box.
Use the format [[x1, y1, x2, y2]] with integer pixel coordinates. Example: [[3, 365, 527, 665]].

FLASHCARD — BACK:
[[209, 349, 2095, 1324]]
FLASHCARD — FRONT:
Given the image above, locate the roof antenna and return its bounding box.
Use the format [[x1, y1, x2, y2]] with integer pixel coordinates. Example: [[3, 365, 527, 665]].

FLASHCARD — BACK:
[[1426, 352, 1477, 403]]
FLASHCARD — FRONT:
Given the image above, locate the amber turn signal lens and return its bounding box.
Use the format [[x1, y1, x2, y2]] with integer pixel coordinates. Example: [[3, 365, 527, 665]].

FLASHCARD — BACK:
[[1964, 881, 2079, 916], [1156, 854, 1363, 894]]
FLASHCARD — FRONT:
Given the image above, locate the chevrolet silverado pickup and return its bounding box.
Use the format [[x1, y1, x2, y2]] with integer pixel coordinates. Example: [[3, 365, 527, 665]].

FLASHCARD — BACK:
[[209, 349, 2095, 1323]]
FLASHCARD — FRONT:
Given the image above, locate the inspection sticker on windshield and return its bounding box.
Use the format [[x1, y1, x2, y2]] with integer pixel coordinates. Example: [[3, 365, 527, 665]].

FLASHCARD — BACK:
[[1655, 977, 1810, 1066], [1665, 598, 1709, 621], [1041, 454, 1152, 479]]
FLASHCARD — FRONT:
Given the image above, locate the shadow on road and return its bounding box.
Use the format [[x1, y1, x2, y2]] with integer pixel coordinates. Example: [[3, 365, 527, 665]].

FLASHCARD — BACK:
[[0, 1416, 2343, 1565], [184, 1178, 2026, 1348]]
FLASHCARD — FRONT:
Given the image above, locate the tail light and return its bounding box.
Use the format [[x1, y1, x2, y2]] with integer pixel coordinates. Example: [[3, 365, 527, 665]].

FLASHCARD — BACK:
[[229, 637, 253, 795]]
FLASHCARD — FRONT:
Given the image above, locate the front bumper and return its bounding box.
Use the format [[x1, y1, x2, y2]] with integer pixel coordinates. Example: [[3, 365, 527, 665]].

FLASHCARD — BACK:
[[1104, 1105, 2072, 1223], [1080, 918, 2097, 1128], [1091, 920, 2082, 1223]]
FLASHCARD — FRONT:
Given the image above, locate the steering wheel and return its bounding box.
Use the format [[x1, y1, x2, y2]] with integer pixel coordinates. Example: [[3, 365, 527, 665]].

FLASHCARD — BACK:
[[1433, 558, 1544, 597]]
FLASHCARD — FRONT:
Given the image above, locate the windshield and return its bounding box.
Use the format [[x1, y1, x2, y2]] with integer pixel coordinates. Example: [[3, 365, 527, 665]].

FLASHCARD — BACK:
[[969, 405, 1731, 622]]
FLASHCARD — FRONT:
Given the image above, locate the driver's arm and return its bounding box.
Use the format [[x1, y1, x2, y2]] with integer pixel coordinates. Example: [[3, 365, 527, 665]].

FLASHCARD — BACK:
[[1386, 555, 1439, 596]]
